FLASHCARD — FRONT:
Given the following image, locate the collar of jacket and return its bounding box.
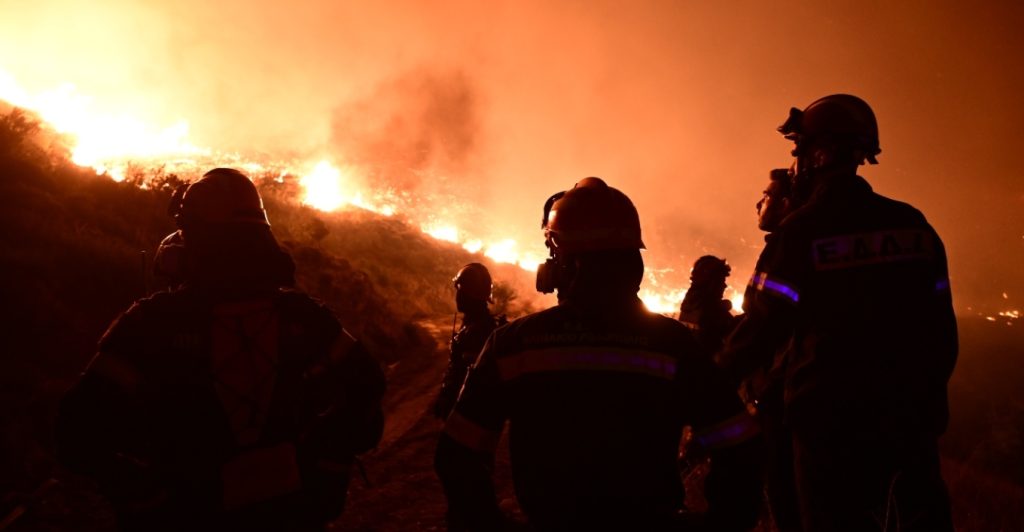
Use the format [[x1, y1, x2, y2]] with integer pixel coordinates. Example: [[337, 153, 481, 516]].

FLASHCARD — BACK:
[[560, 292, 646, 313], [809, 173, 873, 204]]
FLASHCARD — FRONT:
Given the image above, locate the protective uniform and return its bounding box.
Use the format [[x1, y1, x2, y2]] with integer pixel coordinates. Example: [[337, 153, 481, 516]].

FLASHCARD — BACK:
[[739, 170, 801, 532], [740, 169, 795, 404], [720, 96, 957, 532], [435, 264, 505, 420], [435, 312, 504, 420], [55, 168, 385, 531], [436, 178, 761, 531], [678, 256, 737, 355]]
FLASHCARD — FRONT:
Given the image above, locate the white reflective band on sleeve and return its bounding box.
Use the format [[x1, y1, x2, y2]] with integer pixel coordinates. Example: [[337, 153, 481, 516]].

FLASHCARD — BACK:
[[750, 272, 800, 304]]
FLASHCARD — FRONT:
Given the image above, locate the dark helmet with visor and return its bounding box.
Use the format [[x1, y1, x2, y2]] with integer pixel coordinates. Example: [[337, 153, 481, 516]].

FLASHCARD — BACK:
[[778, 94, 881, 165]]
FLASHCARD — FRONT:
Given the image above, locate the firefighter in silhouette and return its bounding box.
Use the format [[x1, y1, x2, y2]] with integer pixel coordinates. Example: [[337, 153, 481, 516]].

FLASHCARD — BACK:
[[740, 167, 801, 532], [435, 177, 762, 531], [678, 255, 737, 354], [718, 95, 957, 532], [55, 168, 385, 531], [757, 168, 794, 232], [434, 263, 505, 420]]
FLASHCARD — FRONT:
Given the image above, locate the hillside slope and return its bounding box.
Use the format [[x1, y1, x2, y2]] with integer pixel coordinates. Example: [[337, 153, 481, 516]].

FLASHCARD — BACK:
[[0, 108, 536, 529]]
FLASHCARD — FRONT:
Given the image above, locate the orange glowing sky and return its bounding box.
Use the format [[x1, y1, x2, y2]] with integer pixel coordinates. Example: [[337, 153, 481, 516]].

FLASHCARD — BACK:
[[1, 0, 1021, 314]]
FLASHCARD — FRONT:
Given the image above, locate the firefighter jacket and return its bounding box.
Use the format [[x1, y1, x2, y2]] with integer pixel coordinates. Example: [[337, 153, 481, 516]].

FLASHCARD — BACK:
[[718, 174, 957, 436], [733, 235, 789, 407], [435, 310, 504, 419], [55, 287, 385, 530], [435, 294, 762, 531], [678, 294, 738, 356]]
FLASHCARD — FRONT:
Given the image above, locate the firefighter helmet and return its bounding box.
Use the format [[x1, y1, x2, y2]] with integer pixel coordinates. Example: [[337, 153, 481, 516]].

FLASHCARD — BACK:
[[177, 168, 270, 228], [541, 190, 566, 230], [690, 255, 731, 285], [778, 94, 881, 164], [453, 263, 493, 303], [545, 177, 644, 254]]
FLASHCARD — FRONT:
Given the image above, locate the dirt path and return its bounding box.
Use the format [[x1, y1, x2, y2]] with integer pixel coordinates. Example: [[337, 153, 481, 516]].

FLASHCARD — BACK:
[[332, 318, 520, 531], [331, 318, 452, 531]]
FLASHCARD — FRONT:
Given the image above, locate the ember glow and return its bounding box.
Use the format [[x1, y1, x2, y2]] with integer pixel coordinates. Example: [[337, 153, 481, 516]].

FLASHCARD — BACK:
[[1001, 310, 1021, 319]]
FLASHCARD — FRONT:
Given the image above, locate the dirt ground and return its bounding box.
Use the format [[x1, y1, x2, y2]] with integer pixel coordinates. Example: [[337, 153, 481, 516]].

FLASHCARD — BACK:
[[331, 318, 457, 531], [332, 318, 521, 531]]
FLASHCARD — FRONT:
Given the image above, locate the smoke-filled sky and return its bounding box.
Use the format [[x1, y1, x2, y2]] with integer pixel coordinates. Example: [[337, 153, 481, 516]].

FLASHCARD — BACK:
[[1, 0, 1022, 313]]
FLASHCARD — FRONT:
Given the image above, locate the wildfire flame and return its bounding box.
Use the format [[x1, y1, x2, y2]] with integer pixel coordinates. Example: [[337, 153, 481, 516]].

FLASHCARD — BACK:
[[1, 68, 734, 316], [298, 159, 396, 215], [0, 68, 205, 178], [300, 160, 348, 212], [422, 223, 459, 244]]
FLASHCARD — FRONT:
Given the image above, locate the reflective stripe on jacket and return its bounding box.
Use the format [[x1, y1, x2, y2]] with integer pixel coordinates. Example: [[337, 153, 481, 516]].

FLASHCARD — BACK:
[[719, 175, 957, 435], [437, 296, 761, 529]]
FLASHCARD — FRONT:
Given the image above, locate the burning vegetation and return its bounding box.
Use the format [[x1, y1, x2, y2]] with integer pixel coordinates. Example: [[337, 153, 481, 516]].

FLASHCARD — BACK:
[[0, 68, 762, 317]]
